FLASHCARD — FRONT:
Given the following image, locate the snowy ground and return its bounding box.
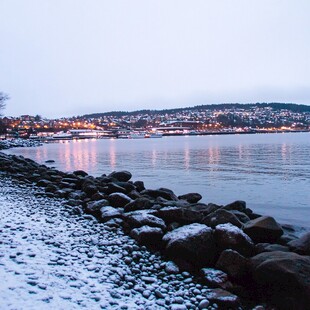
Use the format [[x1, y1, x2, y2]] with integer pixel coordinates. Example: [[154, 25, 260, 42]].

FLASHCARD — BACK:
[[0, 176, 219, 310]]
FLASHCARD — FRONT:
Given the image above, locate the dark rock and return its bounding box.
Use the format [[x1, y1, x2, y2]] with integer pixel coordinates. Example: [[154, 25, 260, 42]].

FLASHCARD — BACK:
[[83, 184, 98, 196], [59, 181, 76, 189], [81, 176, 96, 188], [68, 190, 86, 200], [45, 159, 55, 163], [97, 175, 115, 184], [44, 192, 55, 198], [130, 225, 163, 246], [167, 222, 182, 231], [251, 251, 310, 309], [104, 218, 123, 228], [85, 199, 110, 217], [255, 243, 290, 254], [288, 232, 310, 255], [108, 170, 132, 182], [108, 192, 133, 208], [200, 268, 232, 290], [105, 182, 127, 195], [49, 174, 62, 183], [214, 223, 254, 257], [178, 193, 202, 203], [223, 200, 246, 212], [37, 179, 52, 187], [162, 223, 217, 268], [115, 181, 136, 193], [73, 170, 88, 177], [158, 187, 178, 199], [202, 209, 243, 228], [280, 224, 300, 244], [54, 189, 69, 198], [62, 177, 79, 184], [154, 203, 218, 225], [141, 189, 178, 201], [45, 183, 59, 193], [66, 199, 83, 207], [183, 203, 219, 219], [216, 249, 250, 282], [230, 210, 251, 223], [133, 180, 145, 192], [154, 206, 183, 224], [99, 206, 123, 222], [124, 197, 153, 212], [123, 211, 166, 230], [243, 216, 284, 243], [206, 288, 240, 308], [127, 190, 141, 200], [248, 212, 263, 220], [91, 192, 106, 201]]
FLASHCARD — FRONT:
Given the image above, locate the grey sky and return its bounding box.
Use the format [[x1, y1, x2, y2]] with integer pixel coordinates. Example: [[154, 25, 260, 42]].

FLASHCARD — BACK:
[[1, 0, 310, 118]]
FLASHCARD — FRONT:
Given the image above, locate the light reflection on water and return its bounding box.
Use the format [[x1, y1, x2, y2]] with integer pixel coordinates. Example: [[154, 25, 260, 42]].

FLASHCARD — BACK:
[[4, 133, 310, 227]]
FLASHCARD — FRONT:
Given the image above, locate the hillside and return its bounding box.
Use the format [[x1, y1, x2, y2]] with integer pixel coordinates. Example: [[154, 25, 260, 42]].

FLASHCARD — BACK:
[[82, 102, 310, 118]]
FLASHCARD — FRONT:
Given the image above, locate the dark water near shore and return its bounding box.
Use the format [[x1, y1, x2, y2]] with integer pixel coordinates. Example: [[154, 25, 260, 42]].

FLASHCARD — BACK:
[[4, 132, 310, 228]]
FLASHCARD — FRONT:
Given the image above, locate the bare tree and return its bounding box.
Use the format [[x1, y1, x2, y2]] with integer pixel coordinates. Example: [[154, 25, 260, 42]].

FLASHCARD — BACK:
[[0, 92, 9, 116]]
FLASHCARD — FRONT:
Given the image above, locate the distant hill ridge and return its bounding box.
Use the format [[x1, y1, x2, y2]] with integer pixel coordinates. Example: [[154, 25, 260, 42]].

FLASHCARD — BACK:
[[83, 102, 310, 118]]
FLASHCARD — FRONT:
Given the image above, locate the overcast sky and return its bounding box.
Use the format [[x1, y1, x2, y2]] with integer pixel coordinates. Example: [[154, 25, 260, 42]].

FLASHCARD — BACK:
[[1, 0, 310, 118]]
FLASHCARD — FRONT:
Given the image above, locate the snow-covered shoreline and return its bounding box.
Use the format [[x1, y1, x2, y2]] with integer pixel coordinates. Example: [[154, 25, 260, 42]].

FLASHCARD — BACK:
[[0, 176, 226, 310], [1, 151, 309, 309]]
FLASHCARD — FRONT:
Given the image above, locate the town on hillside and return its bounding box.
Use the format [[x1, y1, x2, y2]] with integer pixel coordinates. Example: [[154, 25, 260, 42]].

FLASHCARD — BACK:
[[0, 103, 309, 140]]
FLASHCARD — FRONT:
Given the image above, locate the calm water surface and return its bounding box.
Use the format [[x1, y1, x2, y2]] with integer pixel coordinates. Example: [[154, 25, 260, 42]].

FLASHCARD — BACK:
[[5, 133, 310, 228]]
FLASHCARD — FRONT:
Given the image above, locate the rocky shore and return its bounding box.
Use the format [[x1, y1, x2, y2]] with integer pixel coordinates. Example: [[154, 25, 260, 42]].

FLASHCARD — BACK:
[[1, 151, 309, 309], [0, 138, 42, 150]]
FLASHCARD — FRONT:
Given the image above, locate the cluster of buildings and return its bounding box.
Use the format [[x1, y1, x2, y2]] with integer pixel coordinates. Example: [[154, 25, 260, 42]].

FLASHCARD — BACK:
[[0, 104, 309, 139]]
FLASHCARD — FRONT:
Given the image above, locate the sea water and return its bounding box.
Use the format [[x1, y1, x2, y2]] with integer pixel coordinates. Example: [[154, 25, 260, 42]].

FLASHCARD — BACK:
[[5, 132, 310, 228]]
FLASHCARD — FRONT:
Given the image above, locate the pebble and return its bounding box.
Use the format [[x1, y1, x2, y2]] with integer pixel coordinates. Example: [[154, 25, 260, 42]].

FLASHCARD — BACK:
[[198, 299, 210, 309]]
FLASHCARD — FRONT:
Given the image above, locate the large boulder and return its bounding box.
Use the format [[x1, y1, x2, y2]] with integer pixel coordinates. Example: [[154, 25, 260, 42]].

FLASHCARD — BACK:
[[99, 206, 123, 223], [85, 199, 110, 217], [133, 180, 145, 192], [162, 223, 217, 268], [214, 223, 254, 257], [108, 170, 132, 182], [200, 268, 232, 290], [154, 204, 214, 225], [108, 192, 133, 208], [178, 193, 202, 203], [130, 225, 163, 246], [105, 182, 127, 194], [243, 216, 283, 243], [202, 209, 243, 228], [229, 210, 251, 224], [223, 200, 247, 212], [255, 243, 290, 254], [153, 206, 184, 224], [216, 249, 250, 282], [124, 197, 153, 212], [141, 189, 178, 201], [114, 181, 136, 193], [251, 251, 310, 309], [73, 170, 88, 177], [288, 232, 310, 255], [123, 211, 166, 230], [83, 184, 98, 196]]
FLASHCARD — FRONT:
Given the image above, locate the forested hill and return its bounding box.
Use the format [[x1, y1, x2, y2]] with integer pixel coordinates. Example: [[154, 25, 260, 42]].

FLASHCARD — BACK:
[[83, 102, 310, 118]]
